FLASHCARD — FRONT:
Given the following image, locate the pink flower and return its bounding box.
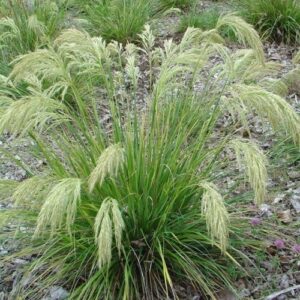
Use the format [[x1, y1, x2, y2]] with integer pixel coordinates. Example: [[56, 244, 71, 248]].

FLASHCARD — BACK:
[[274, 239, 285, 249], [250, 217, 261, 226], [292, 244, 300, 253]]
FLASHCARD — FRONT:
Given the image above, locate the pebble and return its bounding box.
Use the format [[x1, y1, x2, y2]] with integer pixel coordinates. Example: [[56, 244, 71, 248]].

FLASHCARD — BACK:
[[13, 259, 28, 265], [49, 286, 69, 300], [260, 203, 273, 217], [277, 294, 287, 300], [288, 171, 300, 180], [290, 188, 300, 213], [273, 193, 285, 204], [280, 274, 290, 289]]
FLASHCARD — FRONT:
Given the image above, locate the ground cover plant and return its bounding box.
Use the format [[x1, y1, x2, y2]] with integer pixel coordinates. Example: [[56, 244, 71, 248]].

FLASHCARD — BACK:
[[237, 0, 300, 45], [1, 9, 300, 299]]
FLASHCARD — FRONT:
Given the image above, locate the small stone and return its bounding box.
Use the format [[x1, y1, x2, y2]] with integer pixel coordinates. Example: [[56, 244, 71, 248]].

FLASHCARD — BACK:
[[260, 204, 272, 217], [240, 288, 251, 297], [288, 171, 300, 180], [0, 250, 8, 256], [291, 195, 300, 213], [295, 272, 300, 283], [0, 292, 6, 300], [13, 259, 28, 265], [49, 286, 69, 300], [280, 274, 290, 289], [273, 193, 285, 204]]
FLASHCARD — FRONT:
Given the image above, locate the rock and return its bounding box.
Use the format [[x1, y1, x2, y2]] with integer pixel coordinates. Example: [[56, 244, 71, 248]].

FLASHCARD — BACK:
[[295, 272, 300, 283], [0, 292, 6, 300], [0, 250, 8, 256], [239, 288, 251, 297], [288, 171, 300, 180], [273, 193, 285, 204], [280, 274, 290, 289], [260, 204, 273, 217], [291, 195, 300, 213], [13, 259, 28, 265], [277, 295, 287, 300], [215, 289, 237, 300], [49, 286, 69, 300], [291, 188, 300, 213]]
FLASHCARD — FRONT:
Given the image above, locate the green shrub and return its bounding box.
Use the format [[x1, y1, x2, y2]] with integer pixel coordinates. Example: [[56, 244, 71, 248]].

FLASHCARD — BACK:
[[85, 0, 159, 43], [1, 16, 299, 299], [238, 0, 300, 44]]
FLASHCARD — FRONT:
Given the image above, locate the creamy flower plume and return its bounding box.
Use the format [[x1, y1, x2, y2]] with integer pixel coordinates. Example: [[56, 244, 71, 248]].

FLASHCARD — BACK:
[[230, 139, 268, 205], [94, 198, 125, 268], [200, 182, 229, 252], [88, 144, 125, 192], [34, 178, 81, 237]]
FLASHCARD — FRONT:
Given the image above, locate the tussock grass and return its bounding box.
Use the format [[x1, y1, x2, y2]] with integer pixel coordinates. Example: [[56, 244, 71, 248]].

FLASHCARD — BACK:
[[238, 0, 300, 44], [160, 0, 196, 9], [0, 15, 299, 300], [0, 0, 66, 62], [85, 0, 158, 43]]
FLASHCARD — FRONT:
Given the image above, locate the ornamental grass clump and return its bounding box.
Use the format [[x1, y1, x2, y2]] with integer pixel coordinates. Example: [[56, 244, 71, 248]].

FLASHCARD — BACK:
[[159, 0, 196, 9], [85, 0, 158, 43], [0, 0, 66, 62], [1, 15, 300, 299], [238, 0, 300, 44]]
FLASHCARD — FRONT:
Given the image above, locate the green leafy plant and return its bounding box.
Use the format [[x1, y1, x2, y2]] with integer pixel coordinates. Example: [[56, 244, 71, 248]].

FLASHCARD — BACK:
[[238, 0, 300, 44], [1, 16, 299, 300]]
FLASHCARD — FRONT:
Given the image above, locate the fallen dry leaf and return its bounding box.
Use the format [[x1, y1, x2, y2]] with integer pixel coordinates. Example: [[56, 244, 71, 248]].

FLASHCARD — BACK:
[[277, 209, 293, 223]]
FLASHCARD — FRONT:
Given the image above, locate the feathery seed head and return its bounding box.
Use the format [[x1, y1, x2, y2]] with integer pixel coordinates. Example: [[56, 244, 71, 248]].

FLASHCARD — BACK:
[[28, 15, 45, 36], [125, 55, 140, 88], [13, 176, 53, 207], [216, 14, 264, 64], [226, 84, 300, 145], [88, 144, 125, 192], [138, 25, 155, 51], [230, 139, 268, 205], [94, 198, 125, 268], [111, 199, 125, 255], [200, 182, 229, 253], [34, 178, 81, 237], [0, 95, 69, 136]]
